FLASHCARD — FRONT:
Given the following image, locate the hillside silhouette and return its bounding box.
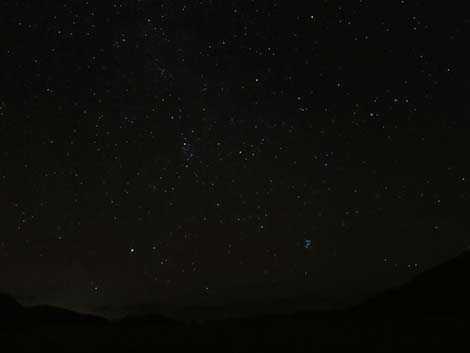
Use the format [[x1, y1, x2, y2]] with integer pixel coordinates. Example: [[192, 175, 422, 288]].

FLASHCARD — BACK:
[[2, 251, 470, 352]]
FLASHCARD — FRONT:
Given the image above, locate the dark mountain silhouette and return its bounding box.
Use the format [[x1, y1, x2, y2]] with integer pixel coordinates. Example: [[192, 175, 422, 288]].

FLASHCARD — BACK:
[[0, 292, 22, 320], [118, 313, 179, 327], [1, 251, 470, 352], [358, 251, 470, 317], [0, 295, 108, 331]]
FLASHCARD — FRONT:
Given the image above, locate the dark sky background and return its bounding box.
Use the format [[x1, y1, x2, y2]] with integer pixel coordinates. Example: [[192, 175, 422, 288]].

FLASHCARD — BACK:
[[1, 1, 469, 317]]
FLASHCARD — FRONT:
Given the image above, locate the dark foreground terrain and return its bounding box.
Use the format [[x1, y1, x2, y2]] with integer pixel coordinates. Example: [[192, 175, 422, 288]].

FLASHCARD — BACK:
[[2, 252, 470, 352]]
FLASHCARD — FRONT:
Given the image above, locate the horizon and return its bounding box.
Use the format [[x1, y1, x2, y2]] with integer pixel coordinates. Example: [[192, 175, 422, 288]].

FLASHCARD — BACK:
[[7, 248, 470, 320]]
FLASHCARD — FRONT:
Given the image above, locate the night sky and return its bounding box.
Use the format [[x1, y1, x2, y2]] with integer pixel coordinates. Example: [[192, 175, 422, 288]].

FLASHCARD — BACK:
[[1, 1, 469, 317]]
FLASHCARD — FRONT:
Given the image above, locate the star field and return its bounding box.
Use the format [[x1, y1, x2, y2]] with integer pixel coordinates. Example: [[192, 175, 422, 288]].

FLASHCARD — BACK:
[[0, 1, 469, 316]]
